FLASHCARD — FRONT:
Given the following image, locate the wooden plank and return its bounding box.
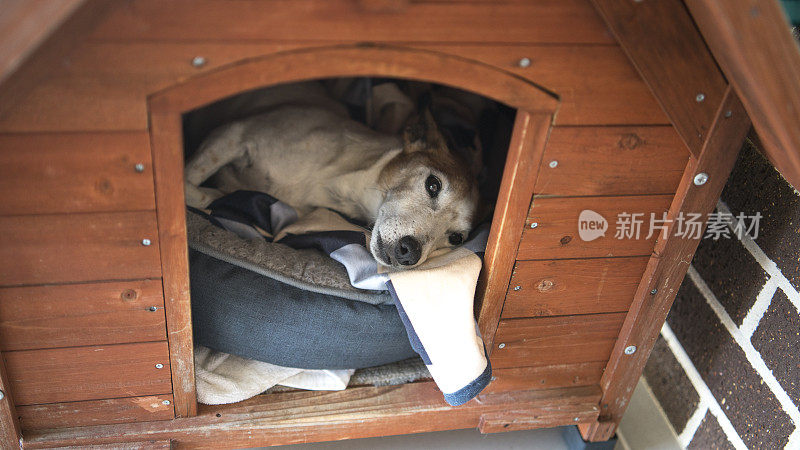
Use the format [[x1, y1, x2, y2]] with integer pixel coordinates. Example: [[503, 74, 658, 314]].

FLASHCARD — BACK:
[[503, 257, 649, 318], [0, 280, 166, 351], [91, 0, 614, 45], [0, 132, 155, 215], [21, 382, 601, 448], [491, 313, 626, 369], [0, 42, 664, 132], [684, 0, 800, 191], [148, 45, 558, 116], [484, 363, 605, 394], [148, 112, 196, 418], [0, 0, 84, 85], [533, 126, 689, 196], [591, 0, 728, 156], [0, 211, 161, 286], [476, 112, 552, 353], [419, 44, 668, 126], [4, 342, 172, 406], [18, 395, 174, 431], [56, 441, 172, 450], [0, 0, 115, 125], [0, 351, 21, 449], [517, 195, 673, 260], [580, 88, 750, 442]]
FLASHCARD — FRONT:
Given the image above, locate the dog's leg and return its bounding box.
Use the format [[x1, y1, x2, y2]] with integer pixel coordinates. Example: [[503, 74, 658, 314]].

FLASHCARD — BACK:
[[184, 124, 248, 208]]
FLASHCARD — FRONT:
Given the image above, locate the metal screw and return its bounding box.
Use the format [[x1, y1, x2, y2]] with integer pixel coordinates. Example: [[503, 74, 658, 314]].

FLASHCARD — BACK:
[[650, 288, 658, 295], [548, 160, 558, 168], [162, 400, 171, 406], [624, 345, 637, 355], [513, 285, 521, 291], [695, 93, 705, 102], [155, 363, 164, 369], [498, 343, 506, 349], [0, 390, 4, 401], [517, 57, 531, 68], [530, 222, 538, 229], [134, 163, 145, 173], [141, 238, 151, 246], [724, 110, 732, 118], [490, 376, 497, 381], [149, 306, 158, 312], [573, 417, 580, 422], [693, 172, 709, 186], [191, 56, 207, 68]]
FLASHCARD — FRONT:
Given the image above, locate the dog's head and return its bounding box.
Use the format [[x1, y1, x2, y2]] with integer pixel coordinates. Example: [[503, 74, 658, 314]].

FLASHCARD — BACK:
[[370, 109, 480, 269]]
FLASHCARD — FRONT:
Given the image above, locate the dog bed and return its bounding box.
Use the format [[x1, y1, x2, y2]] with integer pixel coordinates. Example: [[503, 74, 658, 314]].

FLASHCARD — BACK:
[[187, 209, 417, 370]]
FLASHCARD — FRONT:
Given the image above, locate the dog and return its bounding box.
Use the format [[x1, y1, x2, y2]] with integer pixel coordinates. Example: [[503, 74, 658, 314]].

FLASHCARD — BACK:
[[184, 87, 481, 269]]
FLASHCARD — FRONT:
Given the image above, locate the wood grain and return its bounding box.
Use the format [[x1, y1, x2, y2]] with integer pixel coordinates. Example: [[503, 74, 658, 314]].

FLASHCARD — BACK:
[[0, 0, 84, 85], [21, 382, 600, 448], [591, 0, 728, 156], [518, 195, 673, 260], [491, 313, 626, 369], [684, 0, 800, 191], [533, 126, 689, 196], [0, 42, 666, 132], [580, 89, 750, 442], [148, 45, 558, 116], [18, 395, 174, 431], [55, 441, 172, 450], [0, 211, 161, 287], [91, 0, 614, 44], [148, 112, 196, 418], [0, 132, 155, 215], [484, 363, 606, 394], [0, 351, 21, 449], [503, 257, 649, 318], [4, 341, 172, 406], [476, 112, 552, 353], [0, 280, 166, 351]]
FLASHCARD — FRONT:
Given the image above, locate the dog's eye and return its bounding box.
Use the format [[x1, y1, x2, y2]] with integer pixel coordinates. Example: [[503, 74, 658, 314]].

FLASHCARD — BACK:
[[425, 175, 442, 198], [448, 233, 463, 246]]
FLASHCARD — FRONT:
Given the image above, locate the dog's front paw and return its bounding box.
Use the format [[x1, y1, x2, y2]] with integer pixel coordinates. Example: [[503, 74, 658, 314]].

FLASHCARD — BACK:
[[184, 182, 223, 209]]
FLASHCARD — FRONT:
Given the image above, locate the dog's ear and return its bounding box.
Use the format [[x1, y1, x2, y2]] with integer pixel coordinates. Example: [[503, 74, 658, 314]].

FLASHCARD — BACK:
[[403, 92, 448, 153], [402, 108, 448, 153]]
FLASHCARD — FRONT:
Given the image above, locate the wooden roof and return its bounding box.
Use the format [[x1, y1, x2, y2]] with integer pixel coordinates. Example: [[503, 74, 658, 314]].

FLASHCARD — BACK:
[[1, 0, 799, 189]]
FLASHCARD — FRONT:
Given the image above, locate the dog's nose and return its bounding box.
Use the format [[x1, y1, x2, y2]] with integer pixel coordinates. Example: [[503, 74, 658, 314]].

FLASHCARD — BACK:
[[395, 236, 422, 266]]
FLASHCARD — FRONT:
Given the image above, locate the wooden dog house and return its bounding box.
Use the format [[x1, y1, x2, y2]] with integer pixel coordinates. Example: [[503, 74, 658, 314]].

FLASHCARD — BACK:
[[1, 0, 798, 447]]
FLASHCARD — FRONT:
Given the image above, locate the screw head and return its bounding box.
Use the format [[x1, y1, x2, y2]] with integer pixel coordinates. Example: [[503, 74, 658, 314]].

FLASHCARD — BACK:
[[498, 343, 506, 349], [548, 160, 558, 168], [650, 288, 658, 295], [530, 222, 538, 229], [624, 345, 637, 355], [155, 363, 164, 369], [517, 57, 531, 68], [0, 390, 4, 400], [162, 400, 171, 406], [696, 93, 705, 102], [134, 163, 145, 173], [724, 110, 733, 118], [490, 376, 497, 381], [191, 56, 207, 68], [693, 172, 709, 186], [141, 238, 151, 246], [574, 417, 580, 422], [513, 285, 521, 291], [149, 306, 158, 312]]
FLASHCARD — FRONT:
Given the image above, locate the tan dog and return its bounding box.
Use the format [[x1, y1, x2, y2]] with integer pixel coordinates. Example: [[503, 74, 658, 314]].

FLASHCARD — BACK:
[[184, 99, 480, 269]]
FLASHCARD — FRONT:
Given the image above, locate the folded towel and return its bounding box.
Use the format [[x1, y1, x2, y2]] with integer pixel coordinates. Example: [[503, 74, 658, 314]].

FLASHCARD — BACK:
[[194, 346, 353, 405], [194, 191, 491, 405]]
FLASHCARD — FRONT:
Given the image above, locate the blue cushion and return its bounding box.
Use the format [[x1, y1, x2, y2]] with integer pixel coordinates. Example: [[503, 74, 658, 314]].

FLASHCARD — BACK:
[[189, 247, 417, 369]]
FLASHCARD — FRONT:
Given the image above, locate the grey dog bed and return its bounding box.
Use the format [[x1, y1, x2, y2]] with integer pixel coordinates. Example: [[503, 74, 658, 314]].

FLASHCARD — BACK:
[[187, 211, 417, 370]]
